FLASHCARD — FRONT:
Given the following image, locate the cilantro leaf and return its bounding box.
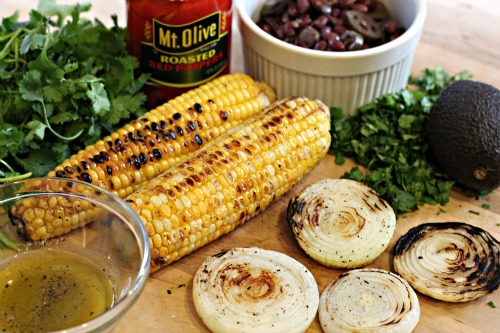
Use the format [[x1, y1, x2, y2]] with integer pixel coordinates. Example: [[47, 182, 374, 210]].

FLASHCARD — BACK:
[[25, 120, 47, 141], [0, 126, 24, 158], [14, 148, 59, 176], [330, 67, 470, 213], [0, 1, 148, 179], [37, 0, 91, 26], [87, 81, 110, 115], [108, 93, 147, 125], [19, 70, 44, 102]]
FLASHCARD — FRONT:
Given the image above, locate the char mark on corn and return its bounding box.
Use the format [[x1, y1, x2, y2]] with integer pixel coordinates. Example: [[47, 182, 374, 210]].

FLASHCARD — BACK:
[[7, 179, 101, 241], [123, 96, 332, 272], [48, 73, 276, 199], [7, 96, 330, 265]]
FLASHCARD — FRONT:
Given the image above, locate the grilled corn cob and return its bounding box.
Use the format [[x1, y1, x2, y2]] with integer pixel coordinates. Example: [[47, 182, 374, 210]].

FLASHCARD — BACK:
[[48, 73, 276, 199], [8, 97, 330, 262], [126, 96, 331, 272], [7, 179, 103, 240]]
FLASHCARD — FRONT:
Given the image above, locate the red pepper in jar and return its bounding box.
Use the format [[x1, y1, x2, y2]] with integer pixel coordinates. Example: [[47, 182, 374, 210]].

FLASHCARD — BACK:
[[126, 0, 232, 107]]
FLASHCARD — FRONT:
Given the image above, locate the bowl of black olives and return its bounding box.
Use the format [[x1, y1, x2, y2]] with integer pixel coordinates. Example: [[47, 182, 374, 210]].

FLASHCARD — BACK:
[[236, 0, 426, 116]]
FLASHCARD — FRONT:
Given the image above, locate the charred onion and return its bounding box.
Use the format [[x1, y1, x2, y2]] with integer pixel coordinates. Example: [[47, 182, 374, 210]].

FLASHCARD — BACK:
[[393, 222, 500, 302], [287, 179, 396, 268], [192, 247, 319, 333], [319, 268, 420, 333]]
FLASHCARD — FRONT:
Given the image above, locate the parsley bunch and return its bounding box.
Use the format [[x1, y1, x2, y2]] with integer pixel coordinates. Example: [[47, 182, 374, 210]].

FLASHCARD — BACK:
[[330, 67, 472, 213], [0, 0, 149, 181]]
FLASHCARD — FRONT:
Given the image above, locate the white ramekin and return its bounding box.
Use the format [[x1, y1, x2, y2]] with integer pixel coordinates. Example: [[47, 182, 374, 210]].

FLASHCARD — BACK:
[[236, 0, 427, 116]]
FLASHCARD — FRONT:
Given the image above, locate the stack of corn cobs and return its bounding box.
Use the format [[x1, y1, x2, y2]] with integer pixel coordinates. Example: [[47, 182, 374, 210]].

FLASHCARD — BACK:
[[8, 73, 332, 273]]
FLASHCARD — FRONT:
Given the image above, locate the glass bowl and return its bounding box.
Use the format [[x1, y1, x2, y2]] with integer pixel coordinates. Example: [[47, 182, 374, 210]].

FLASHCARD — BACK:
[[0, 177, 150, 333]]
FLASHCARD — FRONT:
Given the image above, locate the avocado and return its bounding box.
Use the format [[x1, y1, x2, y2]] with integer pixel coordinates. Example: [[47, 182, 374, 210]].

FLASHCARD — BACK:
[[426, 80, 500, 191]]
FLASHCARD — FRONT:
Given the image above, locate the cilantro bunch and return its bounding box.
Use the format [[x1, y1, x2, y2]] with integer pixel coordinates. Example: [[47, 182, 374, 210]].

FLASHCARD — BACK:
[[330, 67, 472, 213], [0, 0, 149, 181]]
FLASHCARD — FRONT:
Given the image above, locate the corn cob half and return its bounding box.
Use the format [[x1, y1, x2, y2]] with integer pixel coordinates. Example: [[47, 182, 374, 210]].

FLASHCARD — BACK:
[[7, 96, 330, 262], [48, 73, 276, 199], [124, 96, 331, 272], [7, 179, 104, 241]]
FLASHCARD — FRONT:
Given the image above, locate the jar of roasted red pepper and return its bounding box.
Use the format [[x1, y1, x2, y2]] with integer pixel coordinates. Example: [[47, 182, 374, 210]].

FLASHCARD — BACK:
[[126, 0, 233, 107]]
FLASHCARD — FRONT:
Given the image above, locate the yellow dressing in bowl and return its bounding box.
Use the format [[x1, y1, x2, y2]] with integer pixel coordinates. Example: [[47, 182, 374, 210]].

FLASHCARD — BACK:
[[0, 250, 114, 332]]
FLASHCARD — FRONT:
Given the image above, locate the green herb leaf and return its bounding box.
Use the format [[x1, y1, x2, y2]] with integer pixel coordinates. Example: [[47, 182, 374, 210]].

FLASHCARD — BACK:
[[0, 1, 148, 179], [329, 67, 469, 213], [335, 153, 345, 166], [87, 81, 110, 115], [19, 70, 44, 102], [108, 93, 147, 125], [25, 120, 47, 141], [14, 148, 61, 176]]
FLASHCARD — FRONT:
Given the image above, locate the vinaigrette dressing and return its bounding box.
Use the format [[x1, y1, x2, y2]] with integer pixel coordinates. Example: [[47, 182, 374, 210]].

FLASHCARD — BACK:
[[0, 250, 114, 332]]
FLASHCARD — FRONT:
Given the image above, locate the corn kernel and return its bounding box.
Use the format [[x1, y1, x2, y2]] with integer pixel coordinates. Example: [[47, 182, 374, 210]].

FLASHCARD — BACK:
[[35, 226, 47, 238], [153, 219, 164, 233], [151, 234, 162, 248], [150, 195, 163, 208], [141, 209, 153, 222], [180, 195, 192, 209], [170, 214, 180, 229]]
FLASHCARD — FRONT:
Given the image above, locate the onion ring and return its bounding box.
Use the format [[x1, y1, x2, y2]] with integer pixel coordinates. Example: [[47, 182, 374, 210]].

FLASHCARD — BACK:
[[393, 222, 500, 302], [287, 179, 396, 268], [192, 247, 319, 333], [319, 268, 420, 333]]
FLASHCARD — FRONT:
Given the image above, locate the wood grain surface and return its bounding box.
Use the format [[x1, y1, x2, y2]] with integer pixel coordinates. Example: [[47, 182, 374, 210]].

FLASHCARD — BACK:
[[2, 1, 500, 332]]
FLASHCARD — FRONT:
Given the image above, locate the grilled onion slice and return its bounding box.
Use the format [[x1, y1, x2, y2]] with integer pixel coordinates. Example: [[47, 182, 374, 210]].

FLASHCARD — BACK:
[[319, 268, 420, 333], [192, 247, 319, 333], [287, 179, 396, 268], [393, 222, 500, 302]]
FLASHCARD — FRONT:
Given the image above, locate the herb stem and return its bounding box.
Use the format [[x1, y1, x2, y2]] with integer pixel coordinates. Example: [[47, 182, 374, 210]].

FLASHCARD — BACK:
[[0, 230, 18, 250], [0, 173, 33, 183], [41, 98, 84, 141], [0, 28, 24, 60], [0, 28, 24, 42], [0, 158, 16, 173], [0, 3, 148, 180], [0, 159, 32, 182]]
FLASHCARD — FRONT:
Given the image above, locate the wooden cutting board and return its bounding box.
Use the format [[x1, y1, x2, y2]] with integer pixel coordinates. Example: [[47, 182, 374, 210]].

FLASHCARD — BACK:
[[3, 1, 499, 332], [114, 154, 500, 333]]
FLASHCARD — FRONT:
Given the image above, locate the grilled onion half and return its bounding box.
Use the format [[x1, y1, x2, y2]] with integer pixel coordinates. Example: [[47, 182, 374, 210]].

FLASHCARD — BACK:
[[393, 222, 500, 302], [287, 179, 396, 268], [319, 268, 420, 333], [192, 247, 319, 333]]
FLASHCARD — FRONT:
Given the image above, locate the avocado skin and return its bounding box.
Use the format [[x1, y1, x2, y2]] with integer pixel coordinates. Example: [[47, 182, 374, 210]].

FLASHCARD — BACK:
[[426, 80, 500, 191]]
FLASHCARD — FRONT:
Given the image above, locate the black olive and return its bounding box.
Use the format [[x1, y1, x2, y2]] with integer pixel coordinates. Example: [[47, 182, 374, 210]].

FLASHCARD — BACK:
[[345, 10, 382, 40]]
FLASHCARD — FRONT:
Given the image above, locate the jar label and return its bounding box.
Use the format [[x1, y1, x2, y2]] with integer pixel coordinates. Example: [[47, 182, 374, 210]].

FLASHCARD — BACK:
[[140, 11, 230, 88]]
